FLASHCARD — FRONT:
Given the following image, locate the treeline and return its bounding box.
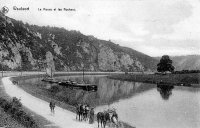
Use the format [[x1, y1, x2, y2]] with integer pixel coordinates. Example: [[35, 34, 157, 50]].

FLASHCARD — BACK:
[[172, 70, 200, 74], [0, 97, 38, 128]]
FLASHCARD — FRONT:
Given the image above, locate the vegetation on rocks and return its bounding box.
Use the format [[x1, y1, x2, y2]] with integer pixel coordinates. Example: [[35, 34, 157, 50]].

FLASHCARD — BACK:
[[0, 13, 158, 72]]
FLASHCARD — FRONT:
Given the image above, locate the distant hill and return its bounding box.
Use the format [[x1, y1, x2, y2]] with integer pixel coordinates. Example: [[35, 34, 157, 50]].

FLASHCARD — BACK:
[[0, 13, 158, 72], [155, 55, 200, 71], [171, 55, 200, 71]]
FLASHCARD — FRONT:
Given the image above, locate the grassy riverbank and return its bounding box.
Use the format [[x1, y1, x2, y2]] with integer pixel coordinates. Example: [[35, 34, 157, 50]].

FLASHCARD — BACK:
[[0, 79, 59, 128], [0, 107, 25, 128], [0, 83, 25, 128], [108, 73, 200, 85], [12, 73, 135, 128], [11, 72, 122, 112]]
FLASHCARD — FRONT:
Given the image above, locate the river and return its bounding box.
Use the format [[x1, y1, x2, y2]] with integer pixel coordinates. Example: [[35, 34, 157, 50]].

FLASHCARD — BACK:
[[18, 75, 200, 128]]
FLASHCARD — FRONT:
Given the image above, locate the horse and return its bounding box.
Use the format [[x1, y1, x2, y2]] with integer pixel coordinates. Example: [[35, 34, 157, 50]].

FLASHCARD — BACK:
[[82, 105, 87, 121], [110, 111, 119, 128], [83, 104, 90, 121], [105, 111, 112, 127], [79, 104, 85, 121], [97, 112, 106, 128], [97, 109, 119, 128], [97, 111, 112, 128]]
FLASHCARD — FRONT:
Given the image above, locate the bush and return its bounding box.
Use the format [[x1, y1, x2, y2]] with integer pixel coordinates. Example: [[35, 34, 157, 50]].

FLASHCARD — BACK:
[[49, 85, 60, 93], [0, 97, 38, 128], [172, 70, 200, 74], [12, 97, 22, 109], [15, 110, 24, 119], [0, 98, 7, 107], [10, 107, 18, 116], [4, 102, 12, 112]]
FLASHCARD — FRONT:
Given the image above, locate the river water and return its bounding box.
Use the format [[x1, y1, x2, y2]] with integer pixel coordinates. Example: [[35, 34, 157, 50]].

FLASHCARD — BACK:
[[20, 75, 200, 128]]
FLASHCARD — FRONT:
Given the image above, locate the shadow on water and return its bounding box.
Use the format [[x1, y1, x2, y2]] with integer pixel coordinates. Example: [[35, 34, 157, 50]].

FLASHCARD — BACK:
[[18, 75, 156, 107], [157, 83, 174, 100], [16, 75, 200, 128]]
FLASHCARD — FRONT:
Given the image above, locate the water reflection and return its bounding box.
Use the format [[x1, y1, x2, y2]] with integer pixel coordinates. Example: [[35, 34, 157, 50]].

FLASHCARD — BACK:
[[18, 75, 200, 128], [157, 83, 174, 100], [19, 75, 155, 107]]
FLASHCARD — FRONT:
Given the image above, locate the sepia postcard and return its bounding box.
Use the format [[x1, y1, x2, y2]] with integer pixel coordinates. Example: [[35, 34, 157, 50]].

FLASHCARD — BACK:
[[0, 0, 200, 128]]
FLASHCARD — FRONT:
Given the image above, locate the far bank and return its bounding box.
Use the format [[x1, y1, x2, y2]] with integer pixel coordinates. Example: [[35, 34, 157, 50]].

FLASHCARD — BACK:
[[108, 73, 200, 86]]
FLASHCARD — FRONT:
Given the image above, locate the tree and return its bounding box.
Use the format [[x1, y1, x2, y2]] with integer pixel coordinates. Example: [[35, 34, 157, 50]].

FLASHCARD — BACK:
[[157, 55, 174, 73]]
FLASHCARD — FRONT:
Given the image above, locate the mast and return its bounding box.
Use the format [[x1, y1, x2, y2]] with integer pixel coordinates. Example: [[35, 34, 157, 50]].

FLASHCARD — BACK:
[[1, 64, 3, 77], [83, 64, 84, 83], [51, 67, 53, 78]]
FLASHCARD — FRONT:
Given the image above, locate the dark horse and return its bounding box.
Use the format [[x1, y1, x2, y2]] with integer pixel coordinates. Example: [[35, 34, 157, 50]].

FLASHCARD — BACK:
[[97, 110, 119, 128], [76, 104, 86, 121], [84, 104, 90, 121], [97, 111, 111, 128], [80, 104, 85, 121], [97, 112, 106, 128]]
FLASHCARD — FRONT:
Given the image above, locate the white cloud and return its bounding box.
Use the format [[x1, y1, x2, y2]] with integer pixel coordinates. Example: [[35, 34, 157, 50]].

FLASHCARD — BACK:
[[1, 0, 200, 56], [143, 0, 192, 35], [152, 0, 200, 40]]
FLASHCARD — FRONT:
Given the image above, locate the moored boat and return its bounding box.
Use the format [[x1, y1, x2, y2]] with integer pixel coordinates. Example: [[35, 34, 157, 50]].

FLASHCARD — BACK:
[[58, 80, 97, 91]]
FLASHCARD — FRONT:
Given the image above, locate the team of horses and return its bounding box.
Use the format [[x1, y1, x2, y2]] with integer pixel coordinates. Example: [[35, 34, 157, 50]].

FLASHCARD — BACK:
[[76, 104, 90, 121], [76, 104, 119, 128], [13, 80, 119, 128], [97, 109, 119, 128]]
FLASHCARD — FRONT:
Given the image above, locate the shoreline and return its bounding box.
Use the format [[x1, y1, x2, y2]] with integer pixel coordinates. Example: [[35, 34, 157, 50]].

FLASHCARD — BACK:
[[0, 71, 125, 77], [0, 78, 57, 128], [11, 73, 135, 128], [0, 80, 26, 128], [2, 77, 96, 128], [108, 73, 200, 86]]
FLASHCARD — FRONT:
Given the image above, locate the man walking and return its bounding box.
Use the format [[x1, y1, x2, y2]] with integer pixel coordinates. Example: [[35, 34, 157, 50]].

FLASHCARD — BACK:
[[49, 101, 56, 114], [89, 107, 94, 124]]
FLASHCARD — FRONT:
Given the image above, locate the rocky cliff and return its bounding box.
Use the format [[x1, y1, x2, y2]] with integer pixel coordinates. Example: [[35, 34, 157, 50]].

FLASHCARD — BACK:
[[0, 13, 158, 72]]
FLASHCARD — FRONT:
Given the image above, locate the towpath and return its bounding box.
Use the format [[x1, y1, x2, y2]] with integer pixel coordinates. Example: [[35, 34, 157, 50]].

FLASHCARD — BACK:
[[2, 77, 98, 128]]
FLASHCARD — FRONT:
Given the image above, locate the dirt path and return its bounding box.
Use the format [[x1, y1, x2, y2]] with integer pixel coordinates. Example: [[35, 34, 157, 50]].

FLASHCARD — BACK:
[[2, 77, 98, 128]]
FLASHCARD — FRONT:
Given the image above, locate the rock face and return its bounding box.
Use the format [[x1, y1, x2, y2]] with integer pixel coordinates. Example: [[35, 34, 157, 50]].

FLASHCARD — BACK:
[[98, 44, 117, 71], [46, 51, 55, 76], [0, 14, 158, 71], [97, 44, 144, 71]]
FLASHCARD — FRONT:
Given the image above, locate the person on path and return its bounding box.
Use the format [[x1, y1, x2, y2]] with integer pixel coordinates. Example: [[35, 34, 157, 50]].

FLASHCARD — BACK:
[[49, 101, 53, 113], [49, 101, 56, 114], [52, 101, 56, 114], [89, 107, 94, 124], [85, 104, 90, 121]]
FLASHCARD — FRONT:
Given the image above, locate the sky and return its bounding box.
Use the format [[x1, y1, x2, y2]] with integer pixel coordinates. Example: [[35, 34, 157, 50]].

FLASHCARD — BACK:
[[1, 0, 200, 57]]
